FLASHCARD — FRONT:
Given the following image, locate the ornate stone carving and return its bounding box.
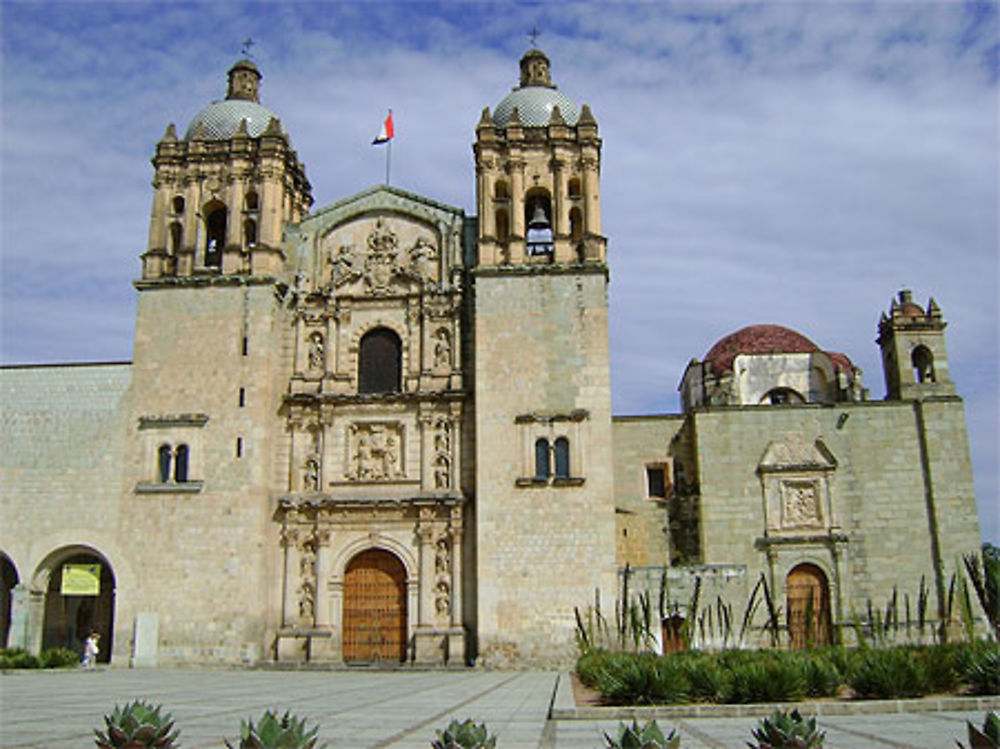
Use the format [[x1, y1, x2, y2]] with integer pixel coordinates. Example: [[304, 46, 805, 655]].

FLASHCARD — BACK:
[[302, 457, 320, 493], [348, 422, 403, 481], [433, 328, 451, 370], [781, 480, 822, 528], [433, 419, 452, 490], [434, 580, 450, 617]]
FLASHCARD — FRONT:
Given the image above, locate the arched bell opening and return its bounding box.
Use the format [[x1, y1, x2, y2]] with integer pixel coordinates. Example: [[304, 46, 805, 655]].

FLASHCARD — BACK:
[[358, 328, 402, 394], [524, 189, 553, 256], [1, 553, 19, 648], [203, 202, 227, 267], [37, 548, 116, 663], [912, 345, 935, 383]]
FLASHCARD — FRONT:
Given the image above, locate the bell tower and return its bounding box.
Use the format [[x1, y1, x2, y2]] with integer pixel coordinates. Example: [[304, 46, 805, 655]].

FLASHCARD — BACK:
[[470, 48, 616, 666], [141, 58, 312, 280], [474, 47, 605, 266], [878, 289, 956, 399]]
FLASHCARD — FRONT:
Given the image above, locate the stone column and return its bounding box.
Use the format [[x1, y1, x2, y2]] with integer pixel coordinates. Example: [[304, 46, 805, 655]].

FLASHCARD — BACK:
[[509, 159, 525, 262], [315, 529, 332, 628], [7, 585, 44, 655], [449, 525, 463, 628], [582, 155, 601, 236], [281, 528, 301, 627], [416, 522, 435, 625]]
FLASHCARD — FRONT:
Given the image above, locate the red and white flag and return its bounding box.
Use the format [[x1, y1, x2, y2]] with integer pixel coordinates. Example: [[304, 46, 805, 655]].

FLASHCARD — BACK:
[[372, 110, 394, 144]]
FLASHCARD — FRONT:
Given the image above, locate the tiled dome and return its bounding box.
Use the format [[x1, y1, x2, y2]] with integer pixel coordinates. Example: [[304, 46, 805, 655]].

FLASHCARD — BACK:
[[493, 87, 580, 127], [184, 99, 283, 140], [704, 325, 820, 375]]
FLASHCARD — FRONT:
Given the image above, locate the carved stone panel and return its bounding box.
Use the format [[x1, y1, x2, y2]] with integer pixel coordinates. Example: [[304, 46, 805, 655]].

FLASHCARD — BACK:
[[780, 479, 823, 529], [347, 422, 404, 482]]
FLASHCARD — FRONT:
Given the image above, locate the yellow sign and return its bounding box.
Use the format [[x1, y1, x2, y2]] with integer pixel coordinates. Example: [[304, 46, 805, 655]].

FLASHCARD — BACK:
[[61, 563, 101, 596]]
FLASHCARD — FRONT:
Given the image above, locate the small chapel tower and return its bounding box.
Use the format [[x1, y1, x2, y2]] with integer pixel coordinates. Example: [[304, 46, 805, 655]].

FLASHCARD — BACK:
[[878, 289, 956, 399], [473, 47, 605, 266], [141, 59, 312, 279]]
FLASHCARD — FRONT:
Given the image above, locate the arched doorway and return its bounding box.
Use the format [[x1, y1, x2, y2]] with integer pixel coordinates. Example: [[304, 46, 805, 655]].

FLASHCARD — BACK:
[[1, 553, 19, 648], [342, 549, 407, 663], [661, 614, 687, 654], [40, 550, 116, 663], [786, 563, 832, 649]]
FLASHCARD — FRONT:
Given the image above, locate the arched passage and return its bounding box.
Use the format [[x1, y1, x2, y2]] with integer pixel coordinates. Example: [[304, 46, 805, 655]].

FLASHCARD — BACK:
[[786, 563, 831, 649], [1, 553, 19, 648], [38, 548, 116, 663], [342, 548, 407, 663]]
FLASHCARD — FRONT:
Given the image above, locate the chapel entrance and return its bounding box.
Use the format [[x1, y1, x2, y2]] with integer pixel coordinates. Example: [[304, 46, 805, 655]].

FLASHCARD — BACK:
[[342, 549, 407, 663], [41, 550, 115, 663], [786, 563, 832, 649]]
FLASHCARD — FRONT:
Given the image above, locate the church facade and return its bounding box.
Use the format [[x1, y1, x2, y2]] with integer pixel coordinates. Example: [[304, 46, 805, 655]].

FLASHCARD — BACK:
[[0, 50, 984, 667]]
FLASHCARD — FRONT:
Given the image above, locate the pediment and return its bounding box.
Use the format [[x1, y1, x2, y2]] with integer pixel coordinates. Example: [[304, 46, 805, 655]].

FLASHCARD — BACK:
[[758, 433, 836, 473]]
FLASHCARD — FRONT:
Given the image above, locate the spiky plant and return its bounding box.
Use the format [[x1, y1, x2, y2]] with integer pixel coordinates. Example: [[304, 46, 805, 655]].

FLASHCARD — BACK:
[[431, 718, 496, 749], [604, 719, 681, 749], [748, 708, 825, 749], [957, 711, 1000, 749], [224, 710, 324, 749], [94, 700, 179, 749]]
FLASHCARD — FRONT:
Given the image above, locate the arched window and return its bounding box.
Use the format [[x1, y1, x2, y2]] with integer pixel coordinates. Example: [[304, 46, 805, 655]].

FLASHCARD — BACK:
[[534, 438, 550, 480], [569, 207, 583, 243], [763, 387, 805, 405], [172, 195, 185, 214], [157, 445, 172, 483], [204, 205, 227, 267], [553, 437, 570, 478], [174, 445, 189, 483], [169, 222, 183, 254], [244, 219, 257, 248], [912, 345, 935, 383], [358, 328, 402, 394], [495, 209, 509, 242], [568, 178, 582, 198], [245, 191, 259, 211], [494, 180, 509, 199]]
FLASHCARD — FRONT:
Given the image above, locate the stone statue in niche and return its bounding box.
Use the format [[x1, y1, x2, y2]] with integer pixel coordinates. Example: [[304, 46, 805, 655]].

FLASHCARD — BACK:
[[783, 481, 821, 527], [307, 332, 324, 372], [302, 457, 320, 493], [409, 237, 438, 284], [298, 579, 315, 623], [435, 537, 451, 575], [435, 580, 450, 617], [349, 423, 403, 481], [434, 455, 450, 490], [433, 329, 451, 370]]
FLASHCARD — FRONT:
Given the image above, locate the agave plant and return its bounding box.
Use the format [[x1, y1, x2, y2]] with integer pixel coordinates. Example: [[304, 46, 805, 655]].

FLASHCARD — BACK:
[[604, 718, 681, 749], [225, 710, 324, 749], [431, 718, 496, 749], [94, 700, 179, 749], [748, 708, 825, 749], [957, 711, 1000, 749]]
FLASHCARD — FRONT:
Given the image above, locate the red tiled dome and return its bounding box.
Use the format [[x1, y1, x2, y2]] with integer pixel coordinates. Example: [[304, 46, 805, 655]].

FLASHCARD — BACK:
[[703, 325, 819, 375]]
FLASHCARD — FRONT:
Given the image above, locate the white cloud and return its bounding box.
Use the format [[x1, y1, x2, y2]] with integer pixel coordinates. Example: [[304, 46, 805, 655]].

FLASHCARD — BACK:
[[2, 1, 996, 540]]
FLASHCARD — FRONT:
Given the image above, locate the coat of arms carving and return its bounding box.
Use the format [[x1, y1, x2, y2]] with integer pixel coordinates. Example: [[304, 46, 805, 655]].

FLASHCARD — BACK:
[[325, 219, 439, 294]]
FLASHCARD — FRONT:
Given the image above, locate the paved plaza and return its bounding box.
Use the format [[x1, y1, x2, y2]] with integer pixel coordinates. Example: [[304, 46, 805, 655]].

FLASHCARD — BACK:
[[0, 668, 997, 749]]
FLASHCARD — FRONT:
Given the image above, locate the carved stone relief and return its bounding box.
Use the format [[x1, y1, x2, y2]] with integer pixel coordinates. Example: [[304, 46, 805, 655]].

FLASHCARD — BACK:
[[307, 332, 325, 372], [324, 219, 440, 295], [297, 532, 317, 625], [780, 480, 822, 529], [348, 422, 404, 481], [433, 419, 452, 490]]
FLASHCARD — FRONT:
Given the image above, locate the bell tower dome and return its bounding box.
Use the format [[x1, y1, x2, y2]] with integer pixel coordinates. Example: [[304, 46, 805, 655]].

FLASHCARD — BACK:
[[474, 47, 605, 267], [141, 59, 312, 280]]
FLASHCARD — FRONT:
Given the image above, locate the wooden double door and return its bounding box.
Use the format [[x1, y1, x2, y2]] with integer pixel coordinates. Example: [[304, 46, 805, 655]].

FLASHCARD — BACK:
[[786, 563, 832, 649], [342, 549, 408, 662]]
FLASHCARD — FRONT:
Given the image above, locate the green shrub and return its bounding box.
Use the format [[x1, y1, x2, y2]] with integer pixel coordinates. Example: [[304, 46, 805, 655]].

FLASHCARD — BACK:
[[798, 652, 840, 698], [40, 647, 80, 669], [95, 700, 180, 749], [576, 648, 612, 688], [678, 653, 729, 703], [0, 649, 41, 669], [225, 710, 324, 749], [847, 647, 927, 699], [910, 643, 961, 694], [958, 641, 1000, 696], [725, 655, 805, 704], [749, 708, 825, 749], [593, 652, 690, 705]]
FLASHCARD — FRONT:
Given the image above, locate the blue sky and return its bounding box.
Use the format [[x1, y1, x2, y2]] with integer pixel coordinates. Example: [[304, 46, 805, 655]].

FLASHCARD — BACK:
[[1, 1, 997, 542]]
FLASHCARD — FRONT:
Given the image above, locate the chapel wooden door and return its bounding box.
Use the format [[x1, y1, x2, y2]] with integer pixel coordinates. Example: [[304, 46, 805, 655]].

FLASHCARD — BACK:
[[342, 549, 408, 662], [786, 563, 832, 649]]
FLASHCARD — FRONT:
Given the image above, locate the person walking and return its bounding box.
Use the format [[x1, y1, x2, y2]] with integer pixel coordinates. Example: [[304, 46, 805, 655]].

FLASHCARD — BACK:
[[82, 631, 99, 669]]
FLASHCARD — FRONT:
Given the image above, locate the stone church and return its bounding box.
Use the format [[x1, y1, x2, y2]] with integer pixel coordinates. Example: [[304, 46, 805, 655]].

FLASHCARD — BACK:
[[0, 49, 984, 667]]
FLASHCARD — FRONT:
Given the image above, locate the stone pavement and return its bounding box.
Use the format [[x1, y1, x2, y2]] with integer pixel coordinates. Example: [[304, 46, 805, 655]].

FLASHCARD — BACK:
[[0, 668, 996, 749]]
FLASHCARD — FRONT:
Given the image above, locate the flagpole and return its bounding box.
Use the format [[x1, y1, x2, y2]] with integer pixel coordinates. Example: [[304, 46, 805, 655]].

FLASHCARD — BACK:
[[386, 137, 392, 186]]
